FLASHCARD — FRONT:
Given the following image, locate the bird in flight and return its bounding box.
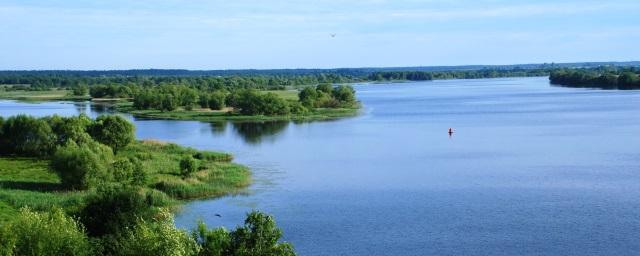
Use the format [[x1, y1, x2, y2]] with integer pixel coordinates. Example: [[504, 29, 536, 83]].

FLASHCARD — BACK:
[[330, 33, 336, 38]]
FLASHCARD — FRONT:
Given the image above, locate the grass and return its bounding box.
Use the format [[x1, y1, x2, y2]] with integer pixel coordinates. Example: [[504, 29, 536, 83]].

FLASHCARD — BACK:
[[0, 141, 250, 222], [0, 89, 90, 101]]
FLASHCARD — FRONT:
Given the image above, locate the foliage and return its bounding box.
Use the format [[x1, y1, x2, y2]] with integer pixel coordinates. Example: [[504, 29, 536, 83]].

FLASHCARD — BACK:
[[179, 155, 198, 177], [0, 115, 56, 156], [549, 68, 640, 89], [116, 210, 200, 256], [89, 115, 135, 152], [0, 207, 92, 256], [79, 185, 164, 237], [194, 211, 296, 256], [50, 141, 114, 190]]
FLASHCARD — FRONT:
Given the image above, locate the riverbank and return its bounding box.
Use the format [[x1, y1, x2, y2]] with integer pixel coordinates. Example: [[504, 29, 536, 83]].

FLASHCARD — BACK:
[[0, 140, 251, 223], [0, 89, 90, 101]]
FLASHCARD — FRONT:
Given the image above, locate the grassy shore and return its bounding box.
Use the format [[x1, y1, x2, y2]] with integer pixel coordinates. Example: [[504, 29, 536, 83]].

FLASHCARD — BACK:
[[0, 89, 90, 101], [0, 140, 250, 222]]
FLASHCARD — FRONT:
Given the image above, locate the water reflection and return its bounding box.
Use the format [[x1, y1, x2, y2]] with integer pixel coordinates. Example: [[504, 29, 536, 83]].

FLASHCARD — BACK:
[[208, 121, 227, 134], [231, 121, 289, 144]]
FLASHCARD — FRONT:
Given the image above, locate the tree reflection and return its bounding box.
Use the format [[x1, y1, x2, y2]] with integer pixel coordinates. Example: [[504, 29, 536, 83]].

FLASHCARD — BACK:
[[231, 121, 289, 144], [208, 121, 227, 134]]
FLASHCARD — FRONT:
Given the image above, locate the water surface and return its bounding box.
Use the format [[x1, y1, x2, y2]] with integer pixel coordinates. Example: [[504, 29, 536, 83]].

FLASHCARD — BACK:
[[2, 77, 640, 255]]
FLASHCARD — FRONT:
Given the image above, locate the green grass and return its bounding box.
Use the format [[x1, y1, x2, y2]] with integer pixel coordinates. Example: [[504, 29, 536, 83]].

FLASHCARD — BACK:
[[0, 141, 250, 222], [0, 157, 88, 222], [0, 89, 90, 101]]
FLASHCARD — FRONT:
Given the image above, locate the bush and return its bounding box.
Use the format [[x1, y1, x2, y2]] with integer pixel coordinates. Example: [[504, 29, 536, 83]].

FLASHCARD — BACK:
[[117, 210, 199, 256], [89, 115, 135, 153], [0, 208, 92, 256], [193, 211, 296, 256], [50, 141, 114, 190], [79, 185, 161, 237], [180, 156, 198, 177]]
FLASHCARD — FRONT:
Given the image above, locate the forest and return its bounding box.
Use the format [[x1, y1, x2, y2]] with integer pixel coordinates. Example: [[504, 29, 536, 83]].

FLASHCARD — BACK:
[[549, 67, 640, 89]]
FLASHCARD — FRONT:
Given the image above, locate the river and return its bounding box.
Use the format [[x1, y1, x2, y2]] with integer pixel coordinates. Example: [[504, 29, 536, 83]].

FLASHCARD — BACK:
[[2, 77, 640, 255]]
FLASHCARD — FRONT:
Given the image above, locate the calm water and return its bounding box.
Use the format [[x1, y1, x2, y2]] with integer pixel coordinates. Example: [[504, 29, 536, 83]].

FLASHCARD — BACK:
[[2, 77, 640, 255]]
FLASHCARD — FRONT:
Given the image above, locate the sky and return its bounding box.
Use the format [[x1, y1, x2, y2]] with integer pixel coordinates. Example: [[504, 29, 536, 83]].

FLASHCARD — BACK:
[[0, 0, 639, 70]]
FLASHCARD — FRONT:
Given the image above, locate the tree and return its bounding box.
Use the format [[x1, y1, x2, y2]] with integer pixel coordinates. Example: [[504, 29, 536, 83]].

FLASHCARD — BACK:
[[332, 85, 356, 105], [89, 115, 135, 152], [72, 84, 89, 96], [618, 72, 640, 90], [298, 87, 318, 107], [50, 141, 114, 190], [79, 185, 162, 237], [0, 208, 92, 256], [160, 94, 178, 112], [193, 211, 296, 256], [1, 115, 56, 156], [118, 210, 200, 256], [316, 83, 333, 94], [208, 91, 227, 110]]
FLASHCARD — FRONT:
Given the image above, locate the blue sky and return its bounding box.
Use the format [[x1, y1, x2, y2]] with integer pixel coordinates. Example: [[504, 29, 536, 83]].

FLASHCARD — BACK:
[[0, 0, 639, 69]]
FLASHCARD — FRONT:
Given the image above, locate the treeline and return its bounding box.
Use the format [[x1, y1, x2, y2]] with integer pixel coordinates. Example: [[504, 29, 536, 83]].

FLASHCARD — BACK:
[[549, 68, 640, 89], [0, 114, 295, 255], [132, 84, 358, 115], [0, 73, 360, 91], [368, 68, 549, 81]]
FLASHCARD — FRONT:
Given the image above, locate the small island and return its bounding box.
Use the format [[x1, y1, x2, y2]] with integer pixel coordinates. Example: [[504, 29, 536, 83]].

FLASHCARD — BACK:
[[115, 83, 360, 121]]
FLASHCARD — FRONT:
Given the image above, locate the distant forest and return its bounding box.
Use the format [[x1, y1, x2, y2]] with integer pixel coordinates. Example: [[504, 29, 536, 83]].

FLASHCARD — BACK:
[[0, 61, 639, 90], [550, 67, 640, 90]]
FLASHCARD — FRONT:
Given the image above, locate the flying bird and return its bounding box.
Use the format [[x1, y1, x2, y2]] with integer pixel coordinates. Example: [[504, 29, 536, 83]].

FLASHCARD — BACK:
[[330, 33, 336, 38], [214, 214, 222, 217]]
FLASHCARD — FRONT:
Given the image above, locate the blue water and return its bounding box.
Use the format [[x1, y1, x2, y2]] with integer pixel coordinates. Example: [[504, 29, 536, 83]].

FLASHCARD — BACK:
[[2, 77, 640, 255]]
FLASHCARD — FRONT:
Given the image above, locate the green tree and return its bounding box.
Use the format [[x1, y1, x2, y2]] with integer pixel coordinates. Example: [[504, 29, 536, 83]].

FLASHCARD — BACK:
[[193, 211, 295, 256], [71, 84, 89, 96], [50, 141, 114, 190], [208, 91, 227, 110], [118, 210, 200, 256], [89, 115, 135, 153], [298, 87, 318, 108], [316, 83, 333, 94], [332, 85, 356, 105], [1, 115, 56, 156], [0, 208, 92, 256], [79, 185, 163, 237]]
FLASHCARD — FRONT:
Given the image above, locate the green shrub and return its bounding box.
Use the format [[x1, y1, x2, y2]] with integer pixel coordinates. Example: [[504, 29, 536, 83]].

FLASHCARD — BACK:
[[50, 141, 114, 190], [116, 210, 199, 256], [0, 207, 92, 256], [179, 156, 198, 177], [193, 211, 295, 256], [79, 185, 161, 237]]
